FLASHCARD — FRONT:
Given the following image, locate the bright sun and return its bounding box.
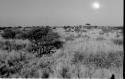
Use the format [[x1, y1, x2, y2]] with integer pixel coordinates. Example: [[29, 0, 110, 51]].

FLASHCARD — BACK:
[[92, 2, 100, 9]]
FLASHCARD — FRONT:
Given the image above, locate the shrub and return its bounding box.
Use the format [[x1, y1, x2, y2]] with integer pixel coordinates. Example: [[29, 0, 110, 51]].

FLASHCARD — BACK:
[[60, 67, 70, 78], [112, 38, 123, 45], [0, 51, 30, 77], [106, 51, 123, 68], [14, 31, 26, 39], [38, 56, 54, 68], [96, 37, 105, 41], [65, 35, 74, 41], [28, 41, 63, 57], [42, 71, 49, 78], [74, 26, 81, 32], [0, 27, 6, 30], [23, 27, 50, 41], [0, 40, 26, 51], [101, 27, 112, 33], [71, 52, 85, 64], [20, 68, 39, 78], [84, 52, 108, 69], [25, 26, 64, 57], [1, 26, 64, 57], [83, 51, 123, 69], [1, 29, 16, 39]]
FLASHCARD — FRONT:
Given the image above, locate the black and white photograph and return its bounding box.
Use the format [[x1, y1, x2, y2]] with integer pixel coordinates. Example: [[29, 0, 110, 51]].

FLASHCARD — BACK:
[[0, 0, 123, 79]]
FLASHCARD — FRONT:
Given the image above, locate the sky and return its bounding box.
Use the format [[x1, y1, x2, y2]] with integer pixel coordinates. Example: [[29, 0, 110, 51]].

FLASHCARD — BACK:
[[0, 0, 123, 26]]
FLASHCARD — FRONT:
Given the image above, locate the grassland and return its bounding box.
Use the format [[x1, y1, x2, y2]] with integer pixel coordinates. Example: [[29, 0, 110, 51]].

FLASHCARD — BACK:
[[0, 26, 123, 79]]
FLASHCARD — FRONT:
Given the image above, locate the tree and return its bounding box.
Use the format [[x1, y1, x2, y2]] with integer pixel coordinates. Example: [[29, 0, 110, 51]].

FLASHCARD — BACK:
[[85, 23, 91, 26]]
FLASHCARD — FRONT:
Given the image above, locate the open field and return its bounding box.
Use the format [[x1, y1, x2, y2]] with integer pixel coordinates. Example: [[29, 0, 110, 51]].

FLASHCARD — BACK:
[[0, 26, 123, 79]]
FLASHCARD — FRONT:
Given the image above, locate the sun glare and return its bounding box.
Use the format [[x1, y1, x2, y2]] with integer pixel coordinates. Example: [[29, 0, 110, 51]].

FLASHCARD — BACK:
[[92, 2, 100, 9]]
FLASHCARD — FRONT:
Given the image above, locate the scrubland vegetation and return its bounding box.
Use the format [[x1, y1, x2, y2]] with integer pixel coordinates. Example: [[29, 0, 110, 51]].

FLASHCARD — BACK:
[[0, 25, 123, 79]]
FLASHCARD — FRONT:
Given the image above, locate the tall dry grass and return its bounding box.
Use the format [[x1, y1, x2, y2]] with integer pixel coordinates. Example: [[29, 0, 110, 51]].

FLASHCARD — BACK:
[[0, 26, 123, 79]]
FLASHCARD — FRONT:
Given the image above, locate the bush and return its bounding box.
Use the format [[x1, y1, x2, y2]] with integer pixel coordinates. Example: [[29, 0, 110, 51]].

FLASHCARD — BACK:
[[106, 51, 123, 68], [1, 29, 16, 39], [1, 26, 64, 57], [28, 41, 63, 57], [83, 52, 108, 69], [60, 67, 70, 78], [71, 52, 85, 64], [65, 35, 74, 41], [83, 51, 123, 69], [0, 51, 32, 78], [101, 27, 112, 33], [112, 39, 123, 45], [22, 27, 50, 41], [25, 26, 64, 57], [96, 37, 105, 41], [74, 26, 81, 32], [0, 40, 26, 51], [42, 72, 49, 78]]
